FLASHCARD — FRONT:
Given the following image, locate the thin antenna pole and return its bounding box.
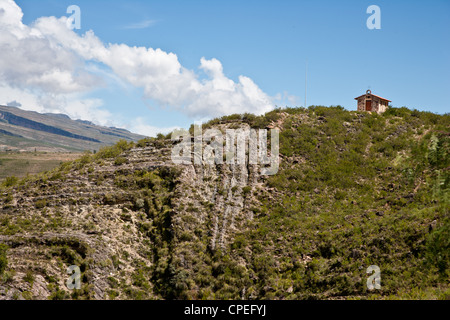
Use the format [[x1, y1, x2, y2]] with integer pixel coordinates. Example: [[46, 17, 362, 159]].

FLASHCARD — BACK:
[[305, 60, 308, 108]]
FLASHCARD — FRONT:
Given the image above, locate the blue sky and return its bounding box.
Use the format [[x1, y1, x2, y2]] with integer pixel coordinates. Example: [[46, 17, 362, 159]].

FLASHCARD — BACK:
[[1, 0, 449, 136]]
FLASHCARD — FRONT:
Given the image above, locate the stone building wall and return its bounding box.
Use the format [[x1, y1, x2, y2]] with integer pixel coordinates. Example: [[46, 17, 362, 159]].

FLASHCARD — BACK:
[[356, 95, 389, 113]]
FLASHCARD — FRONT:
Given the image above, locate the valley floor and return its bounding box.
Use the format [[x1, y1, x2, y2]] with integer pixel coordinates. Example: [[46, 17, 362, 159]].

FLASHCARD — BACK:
[[0, 152, 82, 181]]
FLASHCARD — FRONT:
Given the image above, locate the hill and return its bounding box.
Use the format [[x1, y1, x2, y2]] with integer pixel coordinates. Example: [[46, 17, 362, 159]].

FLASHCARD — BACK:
[[0, 105, 146, 152], [0, 106, 448, 300]]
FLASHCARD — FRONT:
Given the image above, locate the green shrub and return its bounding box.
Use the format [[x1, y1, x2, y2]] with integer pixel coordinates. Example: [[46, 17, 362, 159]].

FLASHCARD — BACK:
[[4, 194, 13, 203], [21, 291, 33, 300], [136, 137, 154, 148], [3, 176, 18, 187], [49, 289, 70, 300], [23, 270, 34, 285], [95, 139, 134, 159], [108, 289, 119, 299], [242, 186, 252, 196], [79, 152, 92, 165], [0, 244, 8, 275], [35, 199, 48, 209], [49, 172, 63, 181], [114, 157, 128, 166], [426, 220, 450, 276]]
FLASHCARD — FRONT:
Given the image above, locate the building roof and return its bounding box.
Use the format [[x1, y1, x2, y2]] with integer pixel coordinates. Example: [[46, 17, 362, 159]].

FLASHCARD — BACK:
[[354, 90, 391, 102]]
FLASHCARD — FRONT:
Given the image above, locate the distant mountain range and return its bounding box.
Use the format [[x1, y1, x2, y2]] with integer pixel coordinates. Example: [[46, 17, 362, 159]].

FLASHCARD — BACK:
[[0, 105, 146, 152]]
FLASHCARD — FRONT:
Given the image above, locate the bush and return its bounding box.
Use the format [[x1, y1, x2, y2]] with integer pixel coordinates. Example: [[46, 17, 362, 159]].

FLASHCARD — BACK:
[[136, 137, 154, 148], [383, 106, 412, 118], [23, 270, 34, 285], [114, 157, 128, 166], [49, 289, 70, 300], [0, 244, 8, 275], [79, 152, 92, 165], [135, 171, 162, 190], [242, 186, 252, 196], [426, 220, 450, 276], [2, 176, 18, 187], [35, 199, 48, 209], [95, 139, 134, 159]]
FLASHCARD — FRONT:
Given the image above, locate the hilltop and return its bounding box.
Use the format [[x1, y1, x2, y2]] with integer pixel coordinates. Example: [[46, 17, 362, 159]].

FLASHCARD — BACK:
[[0, 106, 448, 300]]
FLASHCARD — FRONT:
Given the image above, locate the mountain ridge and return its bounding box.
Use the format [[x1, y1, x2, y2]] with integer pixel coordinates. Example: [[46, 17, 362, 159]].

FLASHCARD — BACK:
[[0, 105, 146, 152]]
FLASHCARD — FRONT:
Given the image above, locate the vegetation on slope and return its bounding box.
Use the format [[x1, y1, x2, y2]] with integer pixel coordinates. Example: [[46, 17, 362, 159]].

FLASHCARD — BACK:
[[172, 106, 449, 299], [0, 106, 448, 300], [213, 106, 449, 299]]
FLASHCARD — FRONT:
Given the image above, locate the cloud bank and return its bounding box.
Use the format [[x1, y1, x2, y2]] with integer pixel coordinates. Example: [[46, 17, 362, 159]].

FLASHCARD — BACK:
[[0, 0, 273, 117]]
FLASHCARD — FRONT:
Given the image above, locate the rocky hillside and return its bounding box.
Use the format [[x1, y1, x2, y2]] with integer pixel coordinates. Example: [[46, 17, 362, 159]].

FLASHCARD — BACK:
[[0, 106, 448, 300], [0, 105, 145, 152]]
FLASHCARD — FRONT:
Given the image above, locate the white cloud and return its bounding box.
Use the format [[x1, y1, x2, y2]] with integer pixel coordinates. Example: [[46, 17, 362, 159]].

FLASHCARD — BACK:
[[0, 84, 175, 136], [0, 85, 45, 112], [131, 117, 180, 137], [0, 84, 115, 126], [122, 19, 158, 30], [60, 96, 114, 127], [0, 0, 276, 128], [0, 0, 24, 29], [0, 3, 100, 95]]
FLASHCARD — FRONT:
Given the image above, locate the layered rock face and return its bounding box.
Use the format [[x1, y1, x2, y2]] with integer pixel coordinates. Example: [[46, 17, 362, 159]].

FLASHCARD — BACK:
[[0, 122, 270, 300]]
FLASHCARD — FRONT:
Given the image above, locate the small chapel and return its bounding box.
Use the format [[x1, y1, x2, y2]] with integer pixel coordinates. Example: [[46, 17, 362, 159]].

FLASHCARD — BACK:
[[355, 90, 391, 113]]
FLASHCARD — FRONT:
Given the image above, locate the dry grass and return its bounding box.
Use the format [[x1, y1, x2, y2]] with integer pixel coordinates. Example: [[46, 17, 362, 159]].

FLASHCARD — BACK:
[[0, 152, 82, 181]]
